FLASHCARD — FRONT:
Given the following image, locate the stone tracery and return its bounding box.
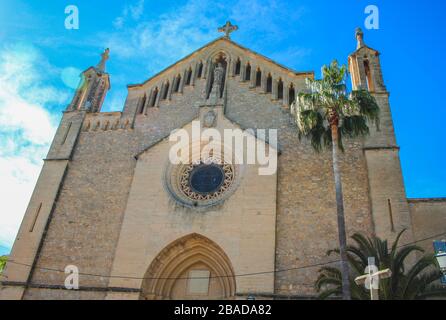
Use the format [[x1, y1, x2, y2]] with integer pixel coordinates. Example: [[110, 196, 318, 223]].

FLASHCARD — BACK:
[[165, 149, 242, 208], [179, 160, 235, 202]]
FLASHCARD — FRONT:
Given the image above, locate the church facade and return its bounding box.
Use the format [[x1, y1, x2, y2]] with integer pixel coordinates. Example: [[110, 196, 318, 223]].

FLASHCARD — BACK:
[[1, 24, 445, 300]]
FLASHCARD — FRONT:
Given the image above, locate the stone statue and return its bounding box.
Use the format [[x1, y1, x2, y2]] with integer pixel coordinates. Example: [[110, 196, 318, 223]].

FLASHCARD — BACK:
[[213, 63, 224, 89], [209, 62, 225, 101]]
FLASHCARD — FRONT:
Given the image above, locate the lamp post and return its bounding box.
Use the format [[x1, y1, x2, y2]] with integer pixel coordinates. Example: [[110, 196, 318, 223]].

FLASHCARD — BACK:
[[433, 240, 446, 284], [354, 257, 391, 300]]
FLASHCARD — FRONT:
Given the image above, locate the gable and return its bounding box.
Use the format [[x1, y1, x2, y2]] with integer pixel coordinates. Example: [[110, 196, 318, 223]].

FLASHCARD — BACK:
[[128, 37, 313, 90], [125, 37, 314, 113]]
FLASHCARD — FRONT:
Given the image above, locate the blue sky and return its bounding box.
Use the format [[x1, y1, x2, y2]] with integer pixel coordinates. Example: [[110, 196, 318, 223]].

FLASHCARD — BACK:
[[0, 0, 445, 251]]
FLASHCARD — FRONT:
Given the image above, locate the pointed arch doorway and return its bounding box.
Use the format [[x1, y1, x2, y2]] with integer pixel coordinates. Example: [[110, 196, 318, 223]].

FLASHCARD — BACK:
[[140, 234, 236, 300]]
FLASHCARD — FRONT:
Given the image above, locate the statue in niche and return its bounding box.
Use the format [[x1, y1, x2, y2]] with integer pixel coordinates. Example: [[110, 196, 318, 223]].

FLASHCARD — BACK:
[[212, 62, 225, 97]]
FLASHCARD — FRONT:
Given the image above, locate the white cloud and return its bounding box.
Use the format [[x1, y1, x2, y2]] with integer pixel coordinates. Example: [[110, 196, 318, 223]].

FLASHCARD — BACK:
[[229, 0, 304, 40], [269, 47, 312, 70], [102, 0, 228, 72], [0, 156, 41, 247], [129, 0, 145, 20], [0, 44, 69, 248], [102, 0, 306, 74], [113, 0, 145, 29]]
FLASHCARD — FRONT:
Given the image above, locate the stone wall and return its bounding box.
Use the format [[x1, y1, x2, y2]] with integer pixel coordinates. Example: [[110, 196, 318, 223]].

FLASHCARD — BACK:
[[409, 198, 446, 253]]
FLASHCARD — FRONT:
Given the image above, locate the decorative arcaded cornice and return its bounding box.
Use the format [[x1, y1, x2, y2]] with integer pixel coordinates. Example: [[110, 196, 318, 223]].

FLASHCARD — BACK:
[[128, 37, 313, 89]]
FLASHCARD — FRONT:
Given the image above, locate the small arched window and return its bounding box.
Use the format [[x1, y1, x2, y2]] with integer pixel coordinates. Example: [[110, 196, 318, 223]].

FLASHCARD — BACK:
[[162, 81, 169, 100], [288, 84, 295, 106], [197, 62, 203, 78], [245, 63, 251, 81], [150, 87, 158, 107], [363, 59, 374, 92], [256, 69, 262, 87], [138, 93, 146, 113], [235, 58, 241, 75], [278, 78, 284, 100], [174, 75, 181, 92], [266, 74, 272, 93], [185, 68, 192, 85]]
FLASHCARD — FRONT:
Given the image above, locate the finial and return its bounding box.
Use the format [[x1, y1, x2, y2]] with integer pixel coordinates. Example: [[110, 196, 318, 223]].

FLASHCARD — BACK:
[[355, 27, 364, 49], [96, 48, 110, 72], [218, 21, 238, 39]]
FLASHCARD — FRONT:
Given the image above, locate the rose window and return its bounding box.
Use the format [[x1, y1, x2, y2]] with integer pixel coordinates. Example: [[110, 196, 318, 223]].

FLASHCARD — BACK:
[[164, 157, 240, 208]]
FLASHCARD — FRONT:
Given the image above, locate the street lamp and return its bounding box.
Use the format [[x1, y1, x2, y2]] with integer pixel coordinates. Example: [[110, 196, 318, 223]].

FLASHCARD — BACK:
[[435, 251, 446, 274], [433, 240, 446, 284]]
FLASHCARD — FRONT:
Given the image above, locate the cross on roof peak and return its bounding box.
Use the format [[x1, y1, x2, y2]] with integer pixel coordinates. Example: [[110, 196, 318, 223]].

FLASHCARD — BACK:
[[218, 21, 238, 39]]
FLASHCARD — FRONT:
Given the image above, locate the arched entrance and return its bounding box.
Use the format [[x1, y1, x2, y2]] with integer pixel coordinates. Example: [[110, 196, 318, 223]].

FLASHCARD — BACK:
[[140, 234, 236, 300]]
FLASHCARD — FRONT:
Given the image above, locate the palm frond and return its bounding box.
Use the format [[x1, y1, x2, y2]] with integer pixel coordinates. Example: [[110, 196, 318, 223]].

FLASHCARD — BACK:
[[390, 229, 407, 258], [416, 285, 446, 299], [340, 115, 369, 137], [318, 288, 341, 300], [350, 233, 376, 258], [315, 230, 446, 300], [393, 245, 424, 274], [399, 254, 436, 298], [351, 89, 380, 129], [294, 60, 380, 152]]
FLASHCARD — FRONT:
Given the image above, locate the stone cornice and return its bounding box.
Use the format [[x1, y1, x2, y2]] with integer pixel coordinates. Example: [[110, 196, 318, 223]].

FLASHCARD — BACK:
[[363, 145, 400, 151], [407, 198, 446, 203], [0, 281, 140, 293]]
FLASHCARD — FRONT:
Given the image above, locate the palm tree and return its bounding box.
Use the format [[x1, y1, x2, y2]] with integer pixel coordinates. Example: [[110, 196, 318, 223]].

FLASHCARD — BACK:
[[293, 60, 380, 300], [0, 255, 7, 273], [315, 229, 446, 299]]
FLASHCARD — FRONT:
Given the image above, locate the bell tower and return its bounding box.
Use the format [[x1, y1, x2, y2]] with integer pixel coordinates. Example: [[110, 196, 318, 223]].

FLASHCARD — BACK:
[[348, 28, 386, 93], [0, 49, 113, 300], [348, 28, 414, 245], [67, 48, 111, 112]]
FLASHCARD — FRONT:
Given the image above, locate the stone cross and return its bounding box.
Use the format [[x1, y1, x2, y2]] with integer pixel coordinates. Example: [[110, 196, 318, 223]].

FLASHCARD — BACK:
[[96, 48, 110, 72], [218, 21, 238, 39], [354, 257, 392, 300]]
